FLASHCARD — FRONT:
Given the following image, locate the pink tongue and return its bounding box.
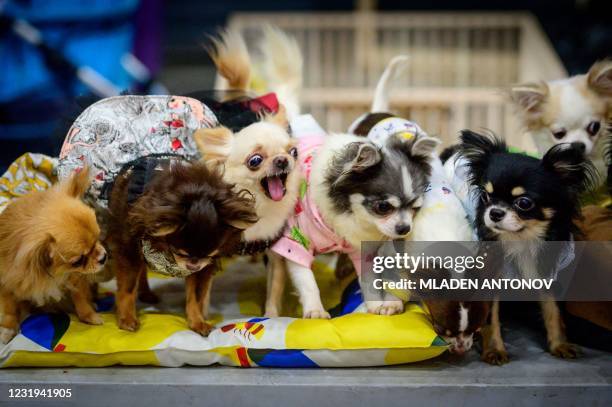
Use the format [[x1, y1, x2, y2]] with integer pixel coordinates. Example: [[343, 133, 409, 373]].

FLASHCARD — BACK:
[[266, 176, 285, 201]]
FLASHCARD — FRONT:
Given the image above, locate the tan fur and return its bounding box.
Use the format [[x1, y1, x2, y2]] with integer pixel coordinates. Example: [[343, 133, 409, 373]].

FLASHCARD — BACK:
[[540, 296, 580, 358], [197, 122, 299, 242], [207, 29, 251, 92], [0, 169, 105, 343], [511, 186, 526, 196], [185, 268, 215, 336], [542, 207, 556, 220], [201, 29, 301, 243], [587, 60, 612, 96], [485, 182, 494, 193], [193, 127, 234, 163], [259, 25, 303, 119], [480, 300, 509, 365], [264, 251, 287, 317], [264, 104, 289, 129]]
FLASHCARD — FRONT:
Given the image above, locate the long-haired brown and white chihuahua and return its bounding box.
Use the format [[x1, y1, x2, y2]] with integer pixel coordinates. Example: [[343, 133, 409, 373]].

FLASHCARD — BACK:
[[0, 168, 106, 344], [107, 156, 256, 336]]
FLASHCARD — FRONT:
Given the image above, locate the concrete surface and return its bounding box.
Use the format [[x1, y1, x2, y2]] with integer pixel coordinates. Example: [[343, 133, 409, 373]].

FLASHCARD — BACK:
[[0, 323, 610, 406]]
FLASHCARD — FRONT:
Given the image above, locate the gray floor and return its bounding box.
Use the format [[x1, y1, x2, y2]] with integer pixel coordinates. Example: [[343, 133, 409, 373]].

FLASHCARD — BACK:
[[1, 324, 610, 407]]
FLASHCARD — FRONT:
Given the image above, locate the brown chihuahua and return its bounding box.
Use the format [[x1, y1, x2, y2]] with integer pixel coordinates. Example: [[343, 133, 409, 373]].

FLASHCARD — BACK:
[[107, 156, 256, 335]]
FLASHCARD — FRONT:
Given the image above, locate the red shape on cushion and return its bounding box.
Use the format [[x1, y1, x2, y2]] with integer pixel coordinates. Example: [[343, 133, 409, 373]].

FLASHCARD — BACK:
[[53, 343, 66, 352], [236, 347, 250, 367]]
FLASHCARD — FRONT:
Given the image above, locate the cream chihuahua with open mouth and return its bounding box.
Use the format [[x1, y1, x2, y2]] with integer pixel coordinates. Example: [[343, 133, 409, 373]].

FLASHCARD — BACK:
[[194, 27, 302, 255]]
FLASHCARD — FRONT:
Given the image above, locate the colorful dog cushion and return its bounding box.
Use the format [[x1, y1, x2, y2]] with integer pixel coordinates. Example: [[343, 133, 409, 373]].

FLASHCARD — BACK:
[[0, 257, 447, 368]]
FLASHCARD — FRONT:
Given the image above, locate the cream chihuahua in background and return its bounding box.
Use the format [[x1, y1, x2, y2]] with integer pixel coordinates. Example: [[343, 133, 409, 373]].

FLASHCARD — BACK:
[[509, 60, 611, 178]]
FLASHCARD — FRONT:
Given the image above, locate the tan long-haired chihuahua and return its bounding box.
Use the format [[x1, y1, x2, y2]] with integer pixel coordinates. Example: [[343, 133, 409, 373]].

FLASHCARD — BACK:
[[0, 168, 107, 344]]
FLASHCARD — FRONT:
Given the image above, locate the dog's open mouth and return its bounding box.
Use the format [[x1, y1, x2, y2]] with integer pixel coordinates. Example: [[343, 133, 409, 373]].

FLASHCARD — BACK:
[[261, 172, 288, 202]]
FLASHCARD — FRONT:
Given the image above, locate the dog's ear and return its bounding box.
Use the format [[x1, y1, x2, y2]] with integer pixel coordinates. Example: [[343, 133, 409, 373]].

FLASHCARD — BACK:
[[459, 130, 507, 185], [265, 104, 289, 129], [62, 167, 91, 198], [332, 142, 381, 185], [542, 143, 597, 193], [508, 82, 549, 120], [587, 60, 612, 97], [193, 126, 233, 163], [345, 142, 381, 173], [28, 234, 56, 274], [459, 130, 507, 158], [410, 135, 440, 158], [218, 190, 258, 230]]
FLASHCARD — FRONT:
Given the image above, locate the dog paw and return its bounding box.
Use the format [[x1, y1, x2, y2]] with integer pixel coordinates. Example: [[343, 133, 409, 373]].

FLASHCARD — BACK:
[[378, 300, 404, 315], [550, 342, 581, 359], [138, 290, 160, 304], [481, 348, 509, 365], [303, 309, 331, 319], [189, 320, 213, 337], [0, 327, 17, 344], [366, 301, 383, 314], [117, 315, 140, 332], [81, 312, 104, 325]]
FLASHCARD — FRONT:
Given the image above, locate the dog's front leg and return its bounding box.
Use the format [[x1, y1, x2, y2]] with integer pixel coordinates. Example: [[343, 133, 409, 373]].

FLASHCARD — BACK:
[[264, 251, 287, 317], [114, 253, 144, 332], [540, 296, 580, 358], [480, 299, 509, 365], [0, 291, 19, 344], [185, 265, 215, 336], [286, 260, 330, 319], [68, 274, 103, 325]]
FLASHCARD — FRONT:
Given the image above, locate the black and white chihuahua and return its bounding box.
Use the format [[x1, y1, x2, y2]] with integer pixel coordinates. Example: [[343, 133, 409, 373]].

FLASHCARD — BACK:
[[459, 130, 595, 365]]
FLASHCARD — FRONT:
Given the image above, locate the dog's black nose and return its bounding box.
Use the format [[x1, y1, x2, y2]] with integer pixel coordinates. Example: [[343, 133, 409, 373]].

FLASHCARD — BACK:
[[571, 142, 586, 154], [274, 156, 289, 170], [489, 208, 506, 222], [395, 223, 411, 235]]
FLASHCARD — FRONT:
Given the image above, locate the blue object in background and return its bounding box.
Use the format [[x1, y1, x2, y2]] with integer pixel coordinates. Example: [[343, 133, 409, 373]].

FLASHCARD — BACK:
[[0, 0, 145, 171]]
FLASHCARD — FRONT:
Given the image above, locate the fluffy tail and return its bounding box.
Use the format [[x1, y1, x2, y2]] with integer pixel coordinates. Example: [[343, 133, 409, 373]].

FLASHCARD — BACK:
[[207, 29, 251, 92], [259, 25, 303, 120], [371, 55, 410, 112]]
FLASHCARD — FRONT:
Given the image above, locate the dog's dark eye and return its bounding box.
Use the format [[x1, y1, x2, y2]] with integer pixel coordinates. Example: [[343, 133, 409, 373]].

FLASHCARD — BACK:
[[514, 196, 534, 211], [289, 147, 298, 159], [586, 121, 600, 136], [247, 154, 264, 170], [373, 201, 394, 216], [552, 129, 567, 140], [72, 255, 86, 268], [480, 191, 490, 204]]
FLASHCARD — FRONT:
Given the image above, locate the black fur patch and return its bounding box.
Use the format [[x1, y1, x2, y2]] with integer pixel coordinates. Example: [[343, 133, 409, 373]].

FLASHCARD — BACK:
[[325, 139, 432, 215], [352, 112, 395, 136], [458, 130, 595, 242]]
